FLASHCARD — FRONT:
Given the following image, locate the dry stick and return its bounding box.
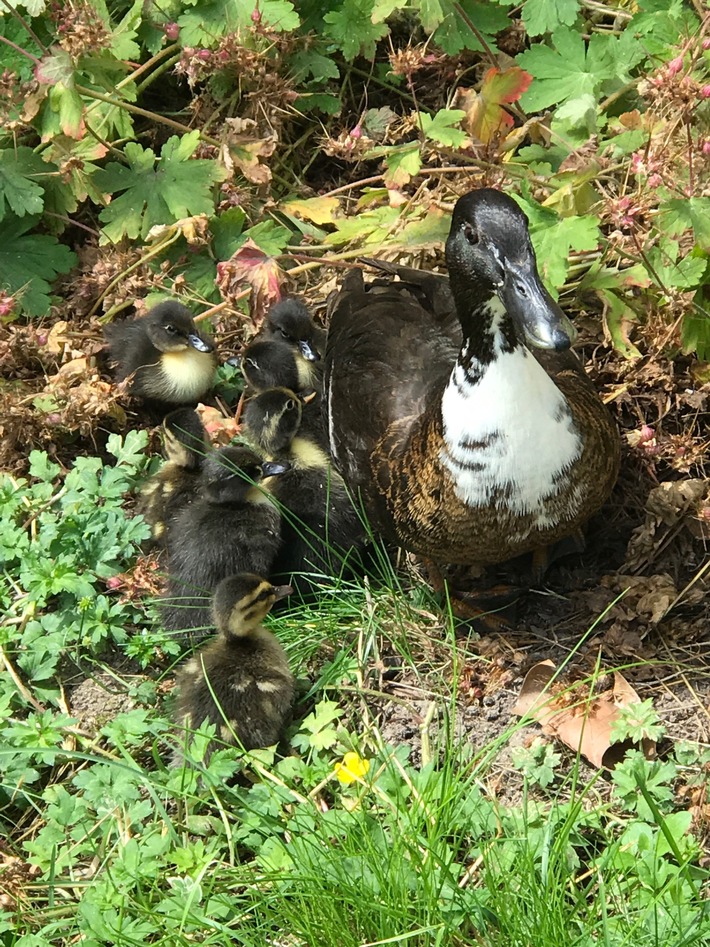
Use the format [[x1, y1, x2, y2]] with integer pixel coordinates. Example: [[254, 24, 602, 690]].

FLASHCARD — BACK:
[[1, 645, 45, 713]]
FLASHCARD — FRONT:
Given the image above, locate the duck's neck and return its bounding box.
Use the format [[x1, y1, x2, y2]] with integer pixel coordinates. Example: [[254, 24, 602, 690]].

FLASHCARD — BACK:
[[439, 297, 582, 518]]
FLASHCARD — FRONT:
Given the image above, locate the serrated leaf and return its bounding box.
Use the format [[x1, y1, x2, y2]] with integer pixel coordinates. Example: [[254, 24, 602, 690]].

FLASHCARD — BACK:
[[178, 0, 298, 45], [324, 0, 389, 61], [215, 238, 283, 320], [420, 109, 468, 148], [47, 83, 85, 139], [0, 148, 46, 221], [681, 297, 710, 361], [518, 198, 600, 292], [390, 207, 449, 250], [94, 132, 226, 244], [660, 198, 710, 251], [0, 215, 76, 316], [457, 67, 532, 144], [290, 48, 340, 82], [433, 1, 509, 55], [371, 0, 403, 21], [109, 0, 143, 60], [518, 28, 617, 113], [523, 0, 579, 38], [382, 142, 422, 188], [597, 289, 642, 360], [35, 48, 74, 86], [646, 241, 707, 291], [281, 196, 342, 226]]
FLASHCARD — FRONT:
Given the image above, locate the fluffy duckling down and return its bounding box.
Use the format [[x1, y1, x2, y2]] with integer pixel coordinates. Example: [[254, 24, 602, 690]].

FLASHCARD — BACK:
[[243, 387, 367, 597], [172, 573, 294, 760], [161, 445, 288, 642], [137, 408, 207, 546], [104, 301, 216, 406]]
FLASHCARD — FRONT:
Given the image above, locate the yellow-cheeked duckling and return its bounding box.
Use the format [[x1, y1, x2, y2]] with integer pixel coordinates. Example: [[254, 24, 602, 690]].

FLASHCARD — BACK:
[[241, 338, 322, 394], [243, 387, 367, 596], [260, 297, 326, 364], [173, 573, 295, 758], [137, 408, 207, 545], [324, 188, 620, 566], [162, 446, 288, 640], [104, 301, 217, 406]]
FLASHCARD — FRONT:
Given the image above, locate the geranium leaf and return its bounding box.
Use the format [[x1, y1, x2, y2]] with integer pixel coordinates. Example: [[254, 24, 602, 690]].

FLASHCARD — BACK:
[[0, 214, 76, 316], [94, 132, 226, 244]]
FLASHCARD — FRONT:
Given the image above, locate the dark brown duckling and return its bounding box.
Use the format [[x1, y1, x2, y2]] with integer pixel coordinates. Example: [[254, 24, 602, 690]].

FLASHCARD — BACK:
[[243, 387, 367, 597], [325, 188, 620, 567], [161, 445, 288, 641], [172, 573, 295, 759], [259, 297, 326, 363], [137, 408, 207, 545], [104, 301, 217, 406]]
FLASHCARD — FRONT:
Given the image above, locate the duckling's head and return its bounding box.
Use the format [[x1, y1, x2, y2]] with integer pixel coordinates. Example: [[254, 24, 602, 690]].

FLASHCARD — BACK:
[[212, 573, 292, 638], [266, 299, 322, 362], [241, 340, 302, 392], [445, 189, 575, 352], [244, 388, 302, 455], [143, 302, 215, 355], [201, 446, 289, 504], [162, 408, 207, 470]]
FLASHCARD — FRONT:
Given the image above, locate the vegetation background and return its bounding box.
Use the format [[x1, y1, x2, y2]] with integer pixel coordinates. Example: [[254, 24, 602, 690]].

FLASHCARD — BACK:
[[1, 0, 709, 944]]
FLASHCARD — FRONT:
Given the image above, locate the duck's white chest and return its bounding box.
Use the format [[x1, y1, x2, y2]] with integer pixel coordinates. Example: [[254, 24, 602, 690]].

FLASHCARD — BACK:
[[440, 346, 582, 523]]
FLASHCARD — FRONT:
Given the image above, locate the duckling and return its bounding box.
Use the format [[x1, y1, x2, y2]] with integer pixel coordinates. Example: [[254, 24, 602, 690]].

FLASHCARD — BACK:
[[104, 301, 217, 405], [137, 408, 207, 545], [241, 339, 327, 450], [243, 387, 367, 596], [324, 188, 619, 567], [161, 445, 288, 640], [260, 297, 326, 364], [172, 573, 295, 758], [241, 339, 322, 393]]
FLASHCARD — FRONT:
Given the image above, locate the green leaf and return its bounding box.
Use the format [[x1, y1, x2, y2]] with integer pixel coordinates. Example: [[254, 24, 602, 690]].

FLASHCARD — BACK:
[[518, 198, 600, 292], [290, 48, 340, 82], [646, 239, 707, 291], [660, 197, 710, 251], [94, 132, 227, 244], [381, 142, 422, 188], [523, 0, 579, 38], [419, 109, 467, 148], [324, 0, 389, 61], [597, 289, 642, 360], [324, 206, 401, 247], [0, 215, 76, 316], [681, 292, 710, 360], [178, 0, 298, 46], [518, 28, 617, 113], [433, 1, 509, 55], [109, 0, 143, 60], [0, 148, 46, 221]]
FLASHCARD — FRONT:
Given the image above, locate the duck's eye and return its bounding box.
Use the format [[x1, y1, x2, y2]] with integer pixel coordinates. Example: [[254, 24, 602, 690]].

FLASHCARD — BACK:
[[285, 400, 296, 411], [245, 357, 258, 370], [164, 324, 178, 335], [463, 223, 479, 246], [278, 327, 291, 340]]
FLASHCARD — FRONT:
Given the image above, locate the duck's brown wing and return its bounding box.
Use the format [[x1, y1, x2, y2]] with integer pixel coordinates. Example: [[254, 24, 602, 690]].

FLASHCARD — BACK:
[[324, 269, 457, 498]]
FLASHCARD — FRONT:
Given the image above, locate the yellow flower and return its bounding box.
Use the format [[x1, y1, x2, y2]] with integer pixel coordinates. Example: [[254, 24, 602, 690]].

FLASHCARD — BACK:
[[334, 751, 371, 785]]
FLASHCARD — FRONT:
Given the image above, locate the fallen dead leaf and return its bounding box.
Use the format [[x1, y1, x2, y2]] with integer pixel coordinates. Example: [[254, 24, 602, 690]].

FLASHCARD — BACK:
[[513, 660, 655, 769]]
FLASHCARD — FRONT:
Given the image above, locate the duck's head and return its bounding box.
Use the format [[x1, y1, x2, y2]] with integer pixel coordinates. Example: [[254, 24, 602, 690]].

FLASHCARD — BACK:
[[162, 408, 207, 470], [241, 340, 302, 392], [212, 573, 293, 638], [201, 446, 289, 504], [266, 299, 322, 362], [244, 387, 302, 455], [445, 189, 575, 352], [143, 302, 215, 355]]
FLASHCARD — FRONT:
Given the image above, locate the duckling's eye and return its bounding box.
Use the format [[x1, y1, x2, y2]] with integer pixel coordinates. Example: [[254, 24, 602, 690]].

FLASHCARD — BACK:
[[463, 223, 479, 246], [285, 400, 296, 411], [164, 323, 178, 335], [245, 358, 258, 370]]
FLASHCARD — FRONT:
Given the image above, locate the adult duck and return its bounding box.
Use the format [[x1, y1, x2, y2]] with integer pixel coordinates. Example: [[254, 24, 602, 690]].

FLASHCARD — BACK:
[[324, 188, 619, 565]]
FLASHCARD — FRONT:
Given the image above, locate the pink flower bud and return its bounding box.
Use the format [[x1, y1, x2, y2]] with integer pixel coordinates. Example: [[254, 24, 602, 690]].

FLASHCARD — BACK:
[[639, 424, 655, 444], [350, 124, 362, 139], [703, 38, 710, 50], [701, 85, 710, 98], [164, 22, 179, 41], [667, 56, 684, 76], [106, 576, 123, 590], [251, 7, 261, 23], [703, 140, 710, 156], [197, 48, 211, 61]]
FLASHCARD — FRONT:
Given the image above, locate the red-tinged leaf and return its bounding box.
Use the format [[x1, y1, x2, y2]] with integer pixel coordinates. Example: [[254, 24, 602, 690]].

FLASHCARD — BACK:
[[215, 238, 284, 324], [35, 48, 75, 86], [483, 66, 532, 105], [456, 68, 532, 145], [48, 84, 85, 140]]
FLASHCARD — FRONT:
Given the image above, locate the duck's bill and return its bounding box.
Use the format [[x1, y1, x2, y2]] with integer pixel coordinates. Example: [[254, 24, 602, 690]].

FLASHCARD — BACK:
[[297, 339, 320, 362], [501, 267, 576, 352], [261, 460, 291, 478], [272, 583, 293, 602], [188, 333, 214, 353]]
